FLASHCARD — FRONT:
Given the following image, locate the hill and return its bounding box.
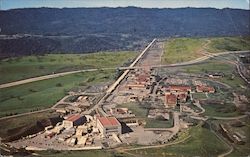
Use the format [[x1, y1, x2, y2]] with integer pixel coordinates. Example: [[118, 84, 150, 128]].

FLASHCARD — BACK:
[[0, 7, 249, 57]]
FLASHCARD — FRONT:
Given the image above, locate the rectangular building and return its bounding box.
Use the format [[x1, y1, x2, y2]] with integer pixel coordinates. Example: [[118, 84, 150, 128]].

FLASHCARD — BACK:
[[168, 85, 192, 93], [96, 117, 122, 136], [165, 93, 177, 107], [196, 85, 215, 93], [63, 114, 86, 128]]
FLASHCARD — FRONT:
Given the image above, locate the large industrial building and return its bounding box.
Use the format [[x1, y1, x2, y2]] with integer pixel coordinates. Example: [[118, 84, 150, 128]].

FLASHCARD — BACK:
[[96, 117, 122, 136], [63, 114, 86, 128]]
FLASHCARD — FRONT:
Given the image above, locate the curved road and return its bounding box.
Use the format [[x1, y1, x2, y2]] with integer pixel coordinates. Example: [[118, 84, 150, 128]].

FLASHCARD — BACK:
[[0, 50, 248, 89]]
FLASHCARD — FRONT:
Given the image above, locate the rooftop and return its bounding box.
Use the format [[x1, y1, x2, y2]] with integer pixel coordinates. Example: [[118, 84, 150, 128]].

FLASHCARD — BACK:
[[97, 117, 120, 127], [177, 93, 187, 100], [169, 85, 191, 92], [66, 114, 82, 122], [196, 85, 215, 92], [166, 93, 177, 104], [137, 74, 149, 83]]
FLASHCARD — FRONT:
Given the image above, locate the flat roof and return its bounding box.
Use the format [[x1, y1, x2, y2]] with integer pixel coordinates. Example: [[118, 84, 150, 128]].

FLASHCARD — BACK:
[[196, 85, 215, 91], [166, 94, 177, 104], [66, 114, 82, 122], [169, 85, 191, 91], [97, 117, 120, 127]]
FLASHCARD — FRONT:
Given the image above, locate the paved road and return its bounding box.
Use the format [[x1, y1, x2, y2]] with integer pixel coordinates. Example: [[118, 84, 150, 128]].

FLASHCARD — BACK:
[[211, 115, 247, 120], [0, 68, 115, 89], [0, 108, 53, 120], [0, 39, 157, 120], [86, 38, 157, 116], [1, 50, 248, 89]]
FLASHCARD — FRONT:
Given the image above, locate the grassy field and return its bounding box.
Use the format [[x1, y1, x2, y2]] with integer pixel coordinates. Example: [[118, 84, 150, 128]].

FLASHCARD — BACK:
[[184, 60, 246, 88], [128, 125, 229, 157], [0, 51, 137, 84], [38, 150, 132, 157], [192, 93, 207, 100], [184, 60, 233, 74], [118, 102, 173, 128], [162, 38, 205, 64], [182, 60, 245, 117], [206, 36, 250, 53], [162, 36, 250, 64], [0, 111, 58, 138], [227, 119, 250, 157], [145, 118, 174, 128], [191, 59, 246, 90], [0, 70, 114, 117], [202, 104, 241, 117]]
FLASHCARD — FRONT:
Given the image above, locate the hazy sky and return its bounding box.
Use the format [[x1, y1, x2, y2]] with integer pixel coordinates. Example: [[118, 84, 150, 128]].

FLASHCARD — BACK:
[[1, 0, 249, 10]]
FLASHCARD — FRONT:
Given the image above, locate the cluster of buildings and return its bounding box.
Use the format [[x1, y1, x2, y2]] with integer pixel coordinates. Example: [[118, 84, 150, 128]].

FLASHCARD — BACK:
[[164, 84, 215, 108], [109, 108, 135, 118], [125, 70, 151, 90], [42, 114, 122, 147], [165, 85, 191, 108], [55, 95, 93, 115]]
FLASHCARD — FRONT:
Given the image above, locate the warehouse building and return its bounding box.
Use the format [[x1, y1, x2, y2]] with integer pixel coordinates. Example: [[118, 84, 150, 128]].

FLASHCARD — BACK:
[[96, 117, 122, 136], [63, 114, 86, 128]]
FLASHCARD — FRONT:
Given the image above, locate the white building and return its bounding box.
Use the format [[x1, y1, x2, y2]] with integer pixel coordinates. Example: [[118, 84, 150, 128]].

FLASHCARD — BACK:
[[96, 117, 122, 136]]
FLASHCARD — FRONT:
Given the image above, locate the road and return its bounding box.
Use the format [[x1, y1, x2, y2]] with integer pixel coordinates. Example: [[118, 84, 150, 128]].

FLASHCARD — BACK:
[[236, 62, 250, 84], [0, 108, 53, 120], [211, 115, 247, 120], [207, 121, 234, 157], [106, 38, 156, 94], [85, 38, 157, 116], [0, 39, 157, 120], [0, 49, 248, 89], [0, 39, 249, 120], [0, 68, 114, 89]]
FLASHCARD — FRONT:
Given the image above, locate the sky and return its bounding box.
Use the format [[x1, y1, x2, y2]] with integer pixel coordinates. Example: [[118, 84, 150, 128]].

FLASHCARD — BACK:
[[0, 0, 249, 10]]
